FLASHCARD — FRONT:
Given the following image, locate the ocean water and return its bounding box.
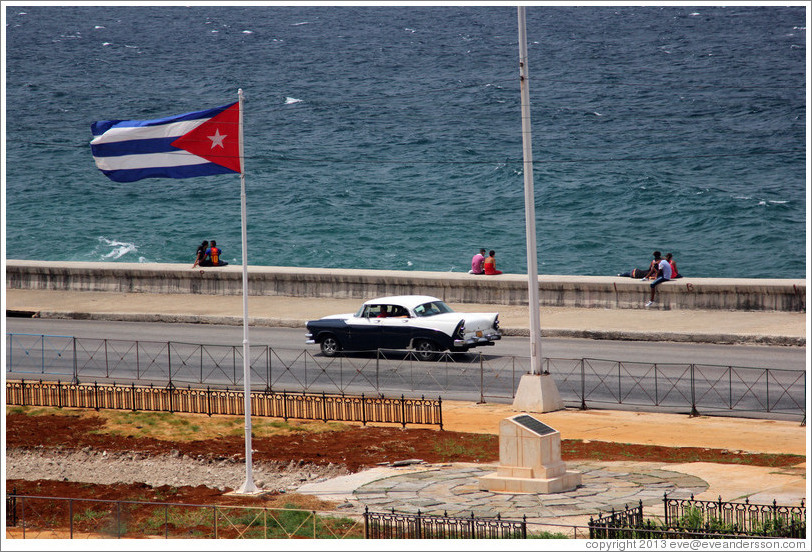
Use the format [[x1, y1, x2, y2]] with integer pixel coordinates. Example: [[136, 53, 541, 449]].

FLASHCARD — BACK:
[[4, 5, 807, 278]]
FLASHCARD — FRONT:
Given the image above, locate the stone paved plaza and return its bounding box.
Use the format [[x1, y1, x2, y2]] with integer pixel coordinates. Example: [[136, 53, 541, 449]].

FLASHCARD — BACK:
[[310, 460, 709, 530]]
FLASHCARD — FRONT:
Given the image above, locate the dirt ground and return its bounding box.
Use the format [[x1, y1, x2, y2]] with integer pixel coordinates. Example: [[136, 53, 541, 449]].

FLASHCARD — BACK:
[[6, 409, 805, 511]]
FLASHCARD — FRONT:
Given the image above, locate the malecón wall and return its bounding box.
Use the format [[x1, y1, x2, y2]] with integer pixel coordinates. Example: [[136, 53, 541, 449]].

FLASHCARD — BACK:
[[5, 260, 806, 312]]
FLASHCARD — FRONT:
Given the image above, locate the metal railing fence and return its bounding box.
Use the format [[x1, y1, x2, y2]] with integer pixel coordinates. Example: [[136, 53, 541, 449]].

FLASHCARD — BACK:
[[664, 494, 806, 538], [363, 507, 526, 539], [6, 379, 443, 429], [6, 493, 795, 540], [590, 495, 806, 539], [4, 494, 365, 539], [6, 333, 806, 420]]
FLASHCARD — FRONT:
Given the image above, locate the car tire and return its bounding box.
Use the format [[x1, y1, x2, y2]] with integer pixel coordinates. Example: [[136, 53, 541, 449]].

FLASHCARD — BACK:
[[414, 339, 439, 362], [320, 335, 341, 357]]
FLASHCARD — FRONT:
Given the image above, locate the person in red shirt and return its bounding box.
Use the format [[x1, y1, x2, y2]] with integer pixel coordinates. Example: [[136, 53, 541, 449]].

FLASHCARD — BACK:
[[666, 252, 681, 279], [483, 250, 503, 275]]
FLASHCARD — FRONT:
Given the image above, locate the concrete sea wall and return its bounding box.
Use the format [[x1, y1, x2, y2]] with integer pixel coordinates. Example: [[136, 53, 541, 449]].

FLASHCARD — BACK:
[[6, 260, 806, 312]]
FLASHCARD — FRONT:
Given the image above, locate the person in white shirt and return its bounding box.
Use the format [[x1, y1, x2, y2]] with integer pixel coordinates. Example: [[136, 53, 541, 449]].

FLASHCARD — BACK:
[[646, 252, 672, 306]]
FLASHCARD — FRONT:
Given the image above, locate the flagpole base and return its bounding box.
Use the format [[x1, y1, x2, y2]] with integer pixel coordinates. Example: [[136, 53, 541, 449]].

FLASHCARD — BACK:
[[231, 480, 262, 496], [512, 373, 564, 413]]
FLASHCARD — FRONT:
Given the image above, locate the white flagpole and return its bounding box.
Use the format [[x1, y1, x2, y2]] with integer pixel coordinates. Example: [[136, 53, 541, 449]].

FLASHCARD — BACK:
[[236, 88, 258, 494], [518, 7, 543, 376]]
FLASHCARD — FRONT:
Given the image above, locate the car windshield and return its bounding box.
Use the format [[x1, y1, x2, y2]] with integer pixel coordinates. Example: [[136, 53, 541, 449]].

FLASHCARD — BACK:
[[413, 301, 453, 317]]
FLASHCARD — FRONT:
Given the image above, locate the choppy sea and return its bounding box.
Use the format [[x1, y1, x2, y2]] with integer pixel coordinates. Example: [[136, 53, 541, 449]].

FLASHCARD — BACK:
[[4, 5, 807, 278]]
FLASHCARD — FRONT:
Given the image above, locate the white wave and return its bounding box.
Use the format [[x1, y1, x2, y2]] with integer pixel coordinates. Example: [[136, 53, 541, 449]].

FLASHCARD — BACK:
[[406, 261, 413, 267], [97, 237, 138, 260], [404, 28, 416, 33], [285, 97, 303, 104], [768, 200, 788, 204], [102, 42, 112, 46], [94, 25, 105, 29], [242, 30, 253, 34], [291, 21, 310, 26]]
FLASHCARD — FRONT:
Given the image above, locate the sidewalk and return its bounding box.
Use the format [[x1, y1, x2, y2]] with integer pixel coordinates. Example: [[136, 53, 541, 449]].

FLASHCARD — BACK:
[[5, 289, 807, 345]]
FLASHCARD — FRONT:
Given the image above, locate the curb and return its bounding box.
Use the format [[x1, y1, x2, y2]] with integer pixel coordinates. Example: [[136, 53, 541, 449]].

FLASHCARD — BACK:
[[11, 310, 805, 347]]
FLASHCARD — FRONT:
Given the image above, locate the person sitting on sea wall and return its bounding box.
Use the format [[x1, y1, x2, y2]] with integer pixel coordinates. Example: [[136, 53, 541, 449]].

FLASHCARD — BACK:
[[200, 240, 228, 267], [483, 250, 503, 275], [618, 251, 661, 279]]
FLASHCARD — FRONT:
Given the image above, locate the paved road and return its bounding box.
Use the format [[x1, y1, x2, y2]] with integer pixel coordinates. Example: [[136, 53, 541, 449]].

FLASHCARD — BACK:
[[6, 319, 806, 420], [6, 318, 806, 369]]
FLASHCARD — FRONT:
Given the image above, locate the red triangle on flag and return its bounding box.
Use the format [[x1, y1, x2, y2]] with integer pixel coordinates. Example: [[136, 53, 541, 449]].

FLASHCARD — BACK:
[[171, 102, 241, 173]]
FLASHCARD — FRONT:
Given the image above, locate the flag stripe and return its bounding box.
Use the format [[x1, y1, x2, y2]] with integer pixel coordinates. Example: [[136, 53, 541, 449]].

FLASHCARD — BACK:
[[90, 102, 240, 182], [91, 119, 208, 144], [91, 137, 179, 157], [93, 150, 212, 171], [99, 163, 236, 183]]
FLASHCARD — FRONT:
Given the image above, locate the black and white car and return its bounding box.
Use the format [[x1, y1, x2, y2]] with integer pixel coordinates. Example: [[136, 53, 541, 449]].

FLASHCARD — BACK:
[[305, 295, 501, 360]]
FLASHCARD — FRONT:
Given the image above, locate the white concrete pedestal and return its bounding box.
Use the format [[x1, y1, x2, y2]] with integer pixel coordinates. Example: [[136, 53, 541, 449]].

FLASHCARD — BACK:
[[478, 414, 581, 494], [512, 373, 564, 413]]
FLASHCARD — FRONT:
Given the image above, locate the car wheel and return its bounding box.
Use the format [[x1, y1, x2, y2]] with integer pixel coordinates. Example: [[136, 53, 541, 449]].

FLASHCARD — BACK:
[[414, 339, 439, 362], [320, 335, 341, 357]]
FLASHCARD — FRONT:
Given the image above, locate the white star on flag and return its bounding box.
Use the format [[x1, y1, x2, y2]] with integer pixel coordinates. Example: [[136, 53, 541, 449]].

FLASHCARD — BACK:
[[208, 128, 227, 149]]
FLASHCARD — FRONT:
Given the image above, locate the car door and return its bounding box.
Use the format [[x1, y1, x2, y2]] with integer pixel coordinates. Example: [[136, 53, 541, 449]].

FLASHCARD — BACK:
[[344, 305, 383, 351], [377, 304, 413, 350]]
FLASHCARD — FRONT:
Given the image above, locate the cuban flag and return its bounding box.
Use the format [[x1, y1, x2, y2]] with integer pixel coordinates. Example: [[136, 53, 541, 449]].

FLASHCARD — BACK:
[[90, 102, 241, 183]]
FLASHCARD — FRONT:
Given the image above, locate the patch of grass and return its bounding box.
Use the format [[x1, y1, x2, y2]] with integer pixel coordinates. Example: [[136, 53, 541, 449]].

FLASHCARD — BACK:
[[432, 434, 494, 461], [47, 407, 356, 442], [6, 405, 77, 417]]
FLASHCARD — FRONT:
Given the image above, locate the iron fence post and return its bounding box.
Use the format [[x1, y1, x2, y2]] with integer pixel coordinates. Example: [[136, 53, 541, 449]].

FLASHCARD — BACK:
[[117, 501, 121, 538], [73, 337, 78, 383], [364, 506, 369, 539], [135, 340, 140, 381], [618, 361, 622, 404], [167, 341, 172, 386], [41, 335, 45, 374], [376, 350, 380, 393], [8, 333, 12, 373], [512, 356, 516, 399], [104, 339, 109, 378], [69, 498, 74, 538], [654, 363, 659, 406], [766, 368, 770, 412], [690, 364, 699, 417], [479, 352, 485, 404], [728, 366, 733, 410], [580, 358, 587, 410]]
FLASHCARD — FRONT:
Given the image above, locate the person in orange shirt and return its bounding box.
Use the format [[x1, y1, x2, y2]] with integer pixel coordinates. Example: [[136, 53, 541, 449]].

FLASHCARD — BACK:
[[483, 250, 503, 275]]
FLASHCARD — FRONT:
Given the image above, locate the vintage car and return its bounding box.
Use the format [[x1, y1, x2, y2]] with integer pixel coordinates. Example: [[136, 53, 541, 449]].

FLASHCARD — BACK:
[[305, 295, 502, 360]]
